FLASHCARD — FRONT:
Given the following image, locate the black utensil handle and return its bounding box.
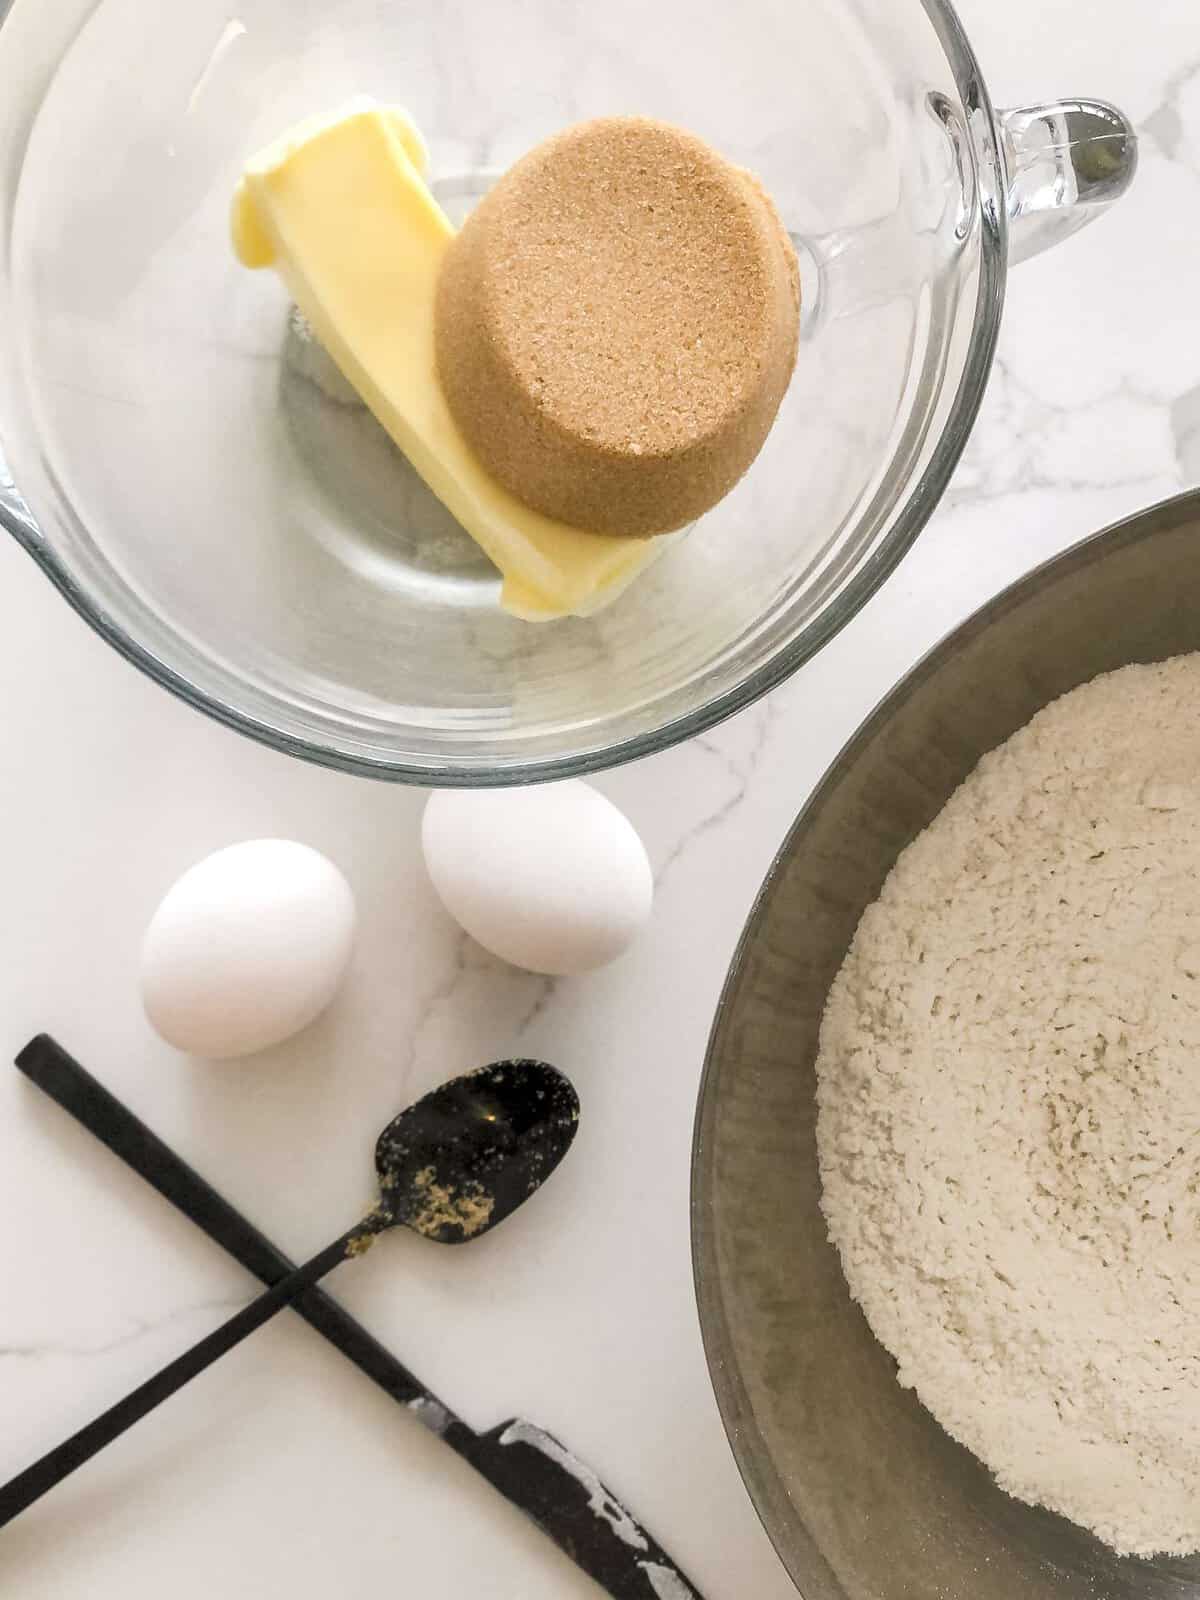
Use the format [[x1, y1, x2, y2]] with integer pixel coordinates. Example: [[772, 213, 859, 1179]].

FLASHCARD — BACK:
[[0, 1221, 352, 1528], [12, 1037, 706, 1599], [14, 1036, 478, 1435]]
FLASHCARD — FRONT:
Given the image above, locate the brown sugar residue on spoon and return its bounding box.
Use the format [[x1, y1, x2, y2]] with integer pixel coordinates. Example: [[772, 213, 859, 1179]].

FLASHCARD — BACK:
[[409, 1165, 496, 1240], [435, 115, 800, 537]]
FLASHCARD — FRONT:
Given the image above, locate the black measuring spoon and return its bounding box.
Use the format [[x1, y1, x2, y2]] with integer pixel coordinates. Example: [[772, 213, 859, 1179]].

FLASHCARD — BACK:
[[0, 1058, 579, 1527]]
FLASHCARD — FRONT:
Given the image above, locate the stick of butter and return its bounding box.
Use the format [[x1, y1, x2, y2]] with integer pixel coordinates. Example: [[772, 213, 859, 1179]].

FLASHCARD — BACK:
[[232, 104, 666, 621]]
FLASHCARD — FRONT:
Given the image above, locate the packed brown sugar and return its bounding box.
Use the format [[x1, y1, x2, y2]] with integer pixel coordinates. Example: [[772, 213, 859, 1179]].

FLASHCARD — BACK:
[[435, 116, 800, 537]]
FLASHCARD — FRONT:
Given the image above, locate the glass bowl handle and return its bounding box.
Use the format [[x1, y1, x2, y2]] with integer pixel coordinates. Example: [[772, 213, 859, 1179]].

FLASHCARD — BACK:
[[1000, 99, 1137, 265]]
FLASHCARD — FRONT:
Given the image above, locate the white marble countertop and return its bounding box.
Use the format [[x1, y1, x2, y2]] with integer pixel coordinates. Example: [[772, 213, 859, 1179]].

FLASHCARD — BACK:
[[1, 1, 1197, 1594]]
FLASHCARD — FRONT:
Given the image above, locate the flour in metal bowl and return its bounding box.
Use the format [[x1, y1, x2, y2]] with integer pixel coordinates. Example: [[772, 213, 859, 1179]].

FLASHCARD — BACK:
[[816, 655, 1200, 1557]]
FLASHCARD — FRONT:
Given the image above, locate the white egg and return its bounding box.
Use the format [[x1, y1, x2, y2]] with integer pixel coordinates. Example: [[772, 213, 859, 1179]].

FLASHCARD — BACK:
[[422, 782, 653, 976], [141, 840, 356, 1060]]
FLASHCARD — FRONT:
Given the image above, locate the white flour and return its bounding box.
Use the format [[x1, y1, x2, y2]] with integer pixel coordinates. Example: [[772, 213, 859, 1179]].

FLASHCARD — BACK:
[[816, 657, 1200, 1557]]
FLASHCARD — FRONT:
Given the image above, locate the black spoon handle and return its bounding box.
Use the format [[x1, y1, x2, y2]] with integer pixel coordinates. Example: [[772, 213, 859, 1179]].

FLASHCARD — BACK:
[[0, 1205, 360, 1528], [13, 1036, 704, 1599], [16, 1035, 463, 1423]]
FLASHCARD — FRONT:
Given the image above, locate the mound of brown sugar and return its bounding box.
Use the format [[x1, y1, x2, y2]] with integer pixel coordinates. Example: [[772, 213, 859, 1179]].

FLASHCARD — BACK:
[[434, 116, 800, 538]]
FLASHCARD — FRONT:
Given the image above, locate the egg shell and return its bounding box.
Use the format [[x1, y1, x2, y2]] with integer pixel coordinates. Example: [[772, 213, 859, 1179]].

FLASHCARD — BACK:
[[141, 840, 356, 1060], [422, 782, 653, 976]]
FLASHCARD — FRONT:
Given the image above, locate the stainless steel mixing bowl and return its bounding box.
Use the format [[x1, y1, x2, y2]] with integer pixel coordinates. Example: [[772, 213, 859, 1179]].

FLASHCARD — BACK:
[[692, 488, 1200, 1599]]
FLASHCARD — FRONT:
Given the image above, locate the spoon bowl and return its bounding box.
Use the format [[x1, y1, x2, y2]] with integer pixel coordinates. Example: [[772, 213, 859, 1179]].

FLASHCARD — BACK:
[[375, 1059, 581, 1244]]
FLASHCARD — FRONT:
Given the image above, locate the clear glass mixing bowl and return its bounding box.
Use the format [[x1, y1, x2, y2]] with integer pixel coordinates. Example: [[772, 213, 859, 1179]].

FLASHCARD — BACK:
[[0, 0, 1135, 784]]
